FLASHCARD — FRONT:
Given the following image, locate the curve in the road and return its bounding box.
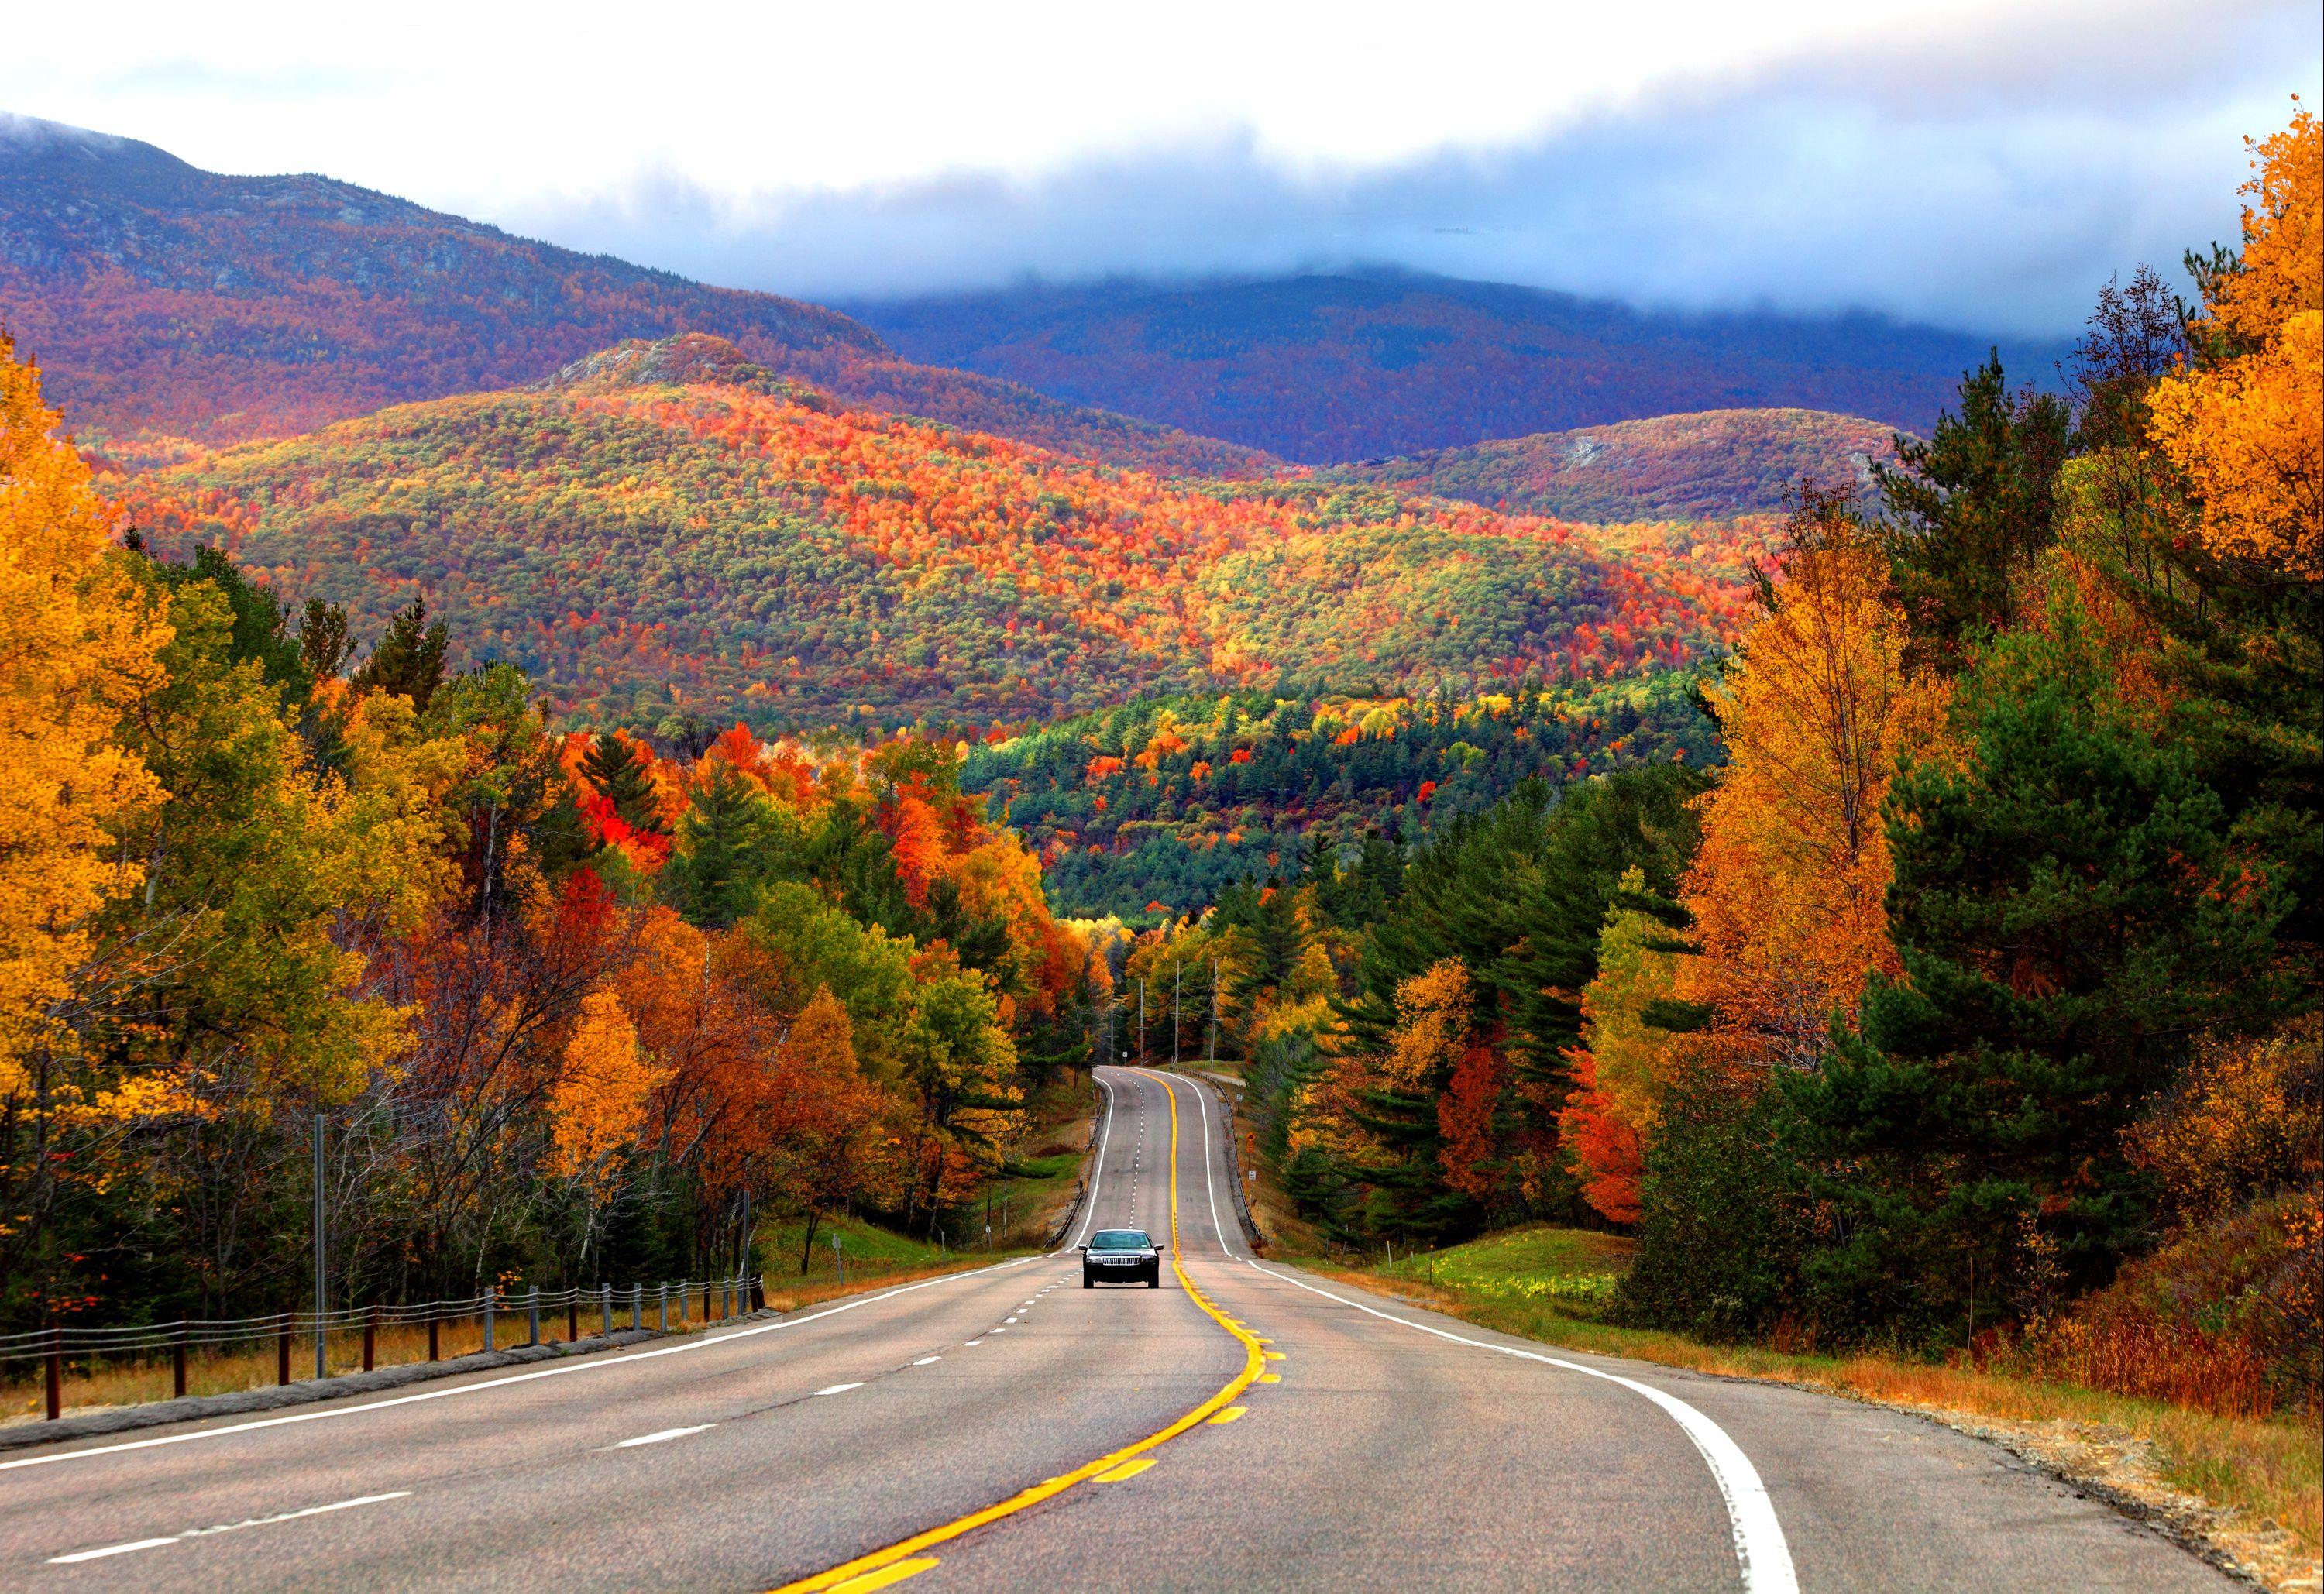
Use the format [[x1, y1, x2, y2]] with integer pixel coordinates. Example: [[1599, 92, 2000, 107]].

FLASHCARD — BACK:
[[1139, 1064, 1798, 1594]]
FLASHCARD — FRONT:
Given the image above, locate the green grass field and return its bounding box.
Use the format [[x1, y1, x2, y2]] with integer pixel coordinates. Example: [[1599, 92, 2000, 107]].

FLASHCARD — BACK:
[[757, 1211, 957, 1280], [1367, 1225, 1631, 1316]]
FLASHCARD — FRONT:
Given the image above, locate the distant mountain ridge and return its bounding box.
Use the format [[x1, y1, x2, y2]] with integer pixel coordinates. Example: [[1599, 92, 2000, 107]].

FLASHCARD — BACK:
[[1327, 408, 1903, 523], [0, 114, 1265, 476], [116, 332, 1748, 732], [851, 272, 2071, 464]]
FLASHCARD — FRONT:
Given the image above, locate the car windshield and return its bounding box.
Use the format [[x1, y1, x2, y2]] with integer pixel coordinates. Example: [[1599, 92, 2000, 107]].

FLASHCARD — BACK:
[[1091, 1230, 1153, 1251]]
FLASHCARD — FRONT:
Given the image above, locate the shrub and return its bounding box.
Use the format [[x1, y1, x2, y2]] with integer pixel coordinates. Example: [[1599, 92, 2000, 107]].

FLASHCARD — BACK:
[[1617, 1066, 1807, 1341]]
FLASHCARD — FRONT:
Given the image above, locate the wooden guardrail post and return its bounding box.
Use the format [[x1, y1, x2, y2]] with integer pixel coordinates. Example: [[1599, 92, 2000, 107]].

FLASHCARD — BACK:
[[45, 1326, 63, 1421], [277, 1312, 292, 1385], [174, 1321, 188, 1398], [428, 1314, 440, 1362], [363, 1304, 379, 1372], [567, 1293, 579, 1342]]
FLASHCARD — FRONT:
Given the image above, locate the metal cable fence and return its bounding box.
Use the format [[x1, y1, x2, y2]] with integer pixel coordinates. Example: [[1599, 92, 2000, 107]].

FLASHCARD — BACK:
[[2, 1274, 763, 1423]]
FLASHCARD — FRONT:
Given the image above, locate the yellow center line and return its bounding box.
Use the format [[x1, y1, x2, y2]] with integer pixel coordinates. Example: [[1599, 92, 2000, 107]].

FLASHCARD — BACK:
[[767, 1071, 1265, 1594]]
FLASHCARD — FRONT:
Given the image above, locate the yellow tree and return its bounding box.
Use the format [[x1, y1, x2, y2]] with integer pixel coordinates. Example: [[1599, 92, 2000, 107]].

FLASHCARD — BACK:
[[0, 336, 167, 1088], [2150, 106, 2322, 576], [1381, 959, 1470, 1091], [548, 985, 668, 1262], [1683, 505, 1950, 1069]]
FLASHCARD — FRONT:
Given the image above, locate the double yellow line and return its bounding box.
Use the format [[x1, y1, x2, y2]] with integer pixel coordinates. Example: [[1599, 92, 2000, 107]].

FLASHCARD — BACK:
[[772, 1072, 1264, 1594]]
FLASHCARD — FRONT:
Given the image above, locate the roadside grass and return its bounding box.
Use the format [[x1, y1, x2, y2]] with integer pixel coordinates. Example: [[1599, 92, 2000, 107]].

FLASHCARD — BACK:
[[3, 1238, 1021, 1430], [0, 1295, 736, 1429], [1294, 1231, 2321, 1587], [12, 1093, 1109, 1434], [759, 1210, 957, 1284]]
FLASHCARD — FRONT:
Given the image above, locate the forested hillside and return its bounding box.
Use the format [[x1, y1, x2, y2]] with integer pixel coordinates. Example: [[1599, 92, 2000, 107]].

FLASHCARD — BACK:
[[852, 272, 2068, 462], [0, 115, 1265, 477], [1326, 408, 1901, 522], [116, 333, 1750, 731], [964, 675, 1717, 919], [3, 328, 1105, 1322]]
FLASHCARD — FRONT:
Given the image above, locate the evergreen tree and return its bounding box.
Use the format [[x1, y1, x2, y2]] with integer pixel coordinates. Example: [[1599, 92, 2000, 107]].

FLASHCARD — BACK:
[[1875, 355, 2074, 670], [579, 732, 663, 837], [297, 599, 355, 682], [662, 761, 773, 929], [1784, 606, 2295, 1341], [351, 595, 450, 711]]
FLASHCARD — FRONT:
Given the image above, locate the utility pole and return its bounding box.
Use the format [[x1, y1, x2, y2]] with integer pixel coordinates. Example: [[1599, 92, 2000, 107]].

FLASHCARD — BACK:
[[1208, 957, 1219, 1065], [311, 1113, 327, 1379], [1139, 981, 1147, 1065], [1172, 963, 1181, 1070]]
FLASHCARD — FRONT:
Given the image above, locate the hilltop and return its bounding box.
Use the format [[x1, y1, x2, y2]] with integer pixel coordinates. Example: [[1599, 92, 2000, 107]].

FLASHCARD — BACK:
[[117, 334, 1748, 731], [1325, 408, 1902, 523], [0, 115, 1264, 476], [851, 271, 2068, 462]]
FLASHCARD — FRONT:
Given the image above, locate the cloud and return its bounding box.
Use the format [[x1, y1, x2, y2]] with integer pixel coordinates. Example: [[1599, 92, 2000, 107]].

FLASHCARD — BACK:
[[90, 59, 405, 102], [488, 0, 2316, 335]]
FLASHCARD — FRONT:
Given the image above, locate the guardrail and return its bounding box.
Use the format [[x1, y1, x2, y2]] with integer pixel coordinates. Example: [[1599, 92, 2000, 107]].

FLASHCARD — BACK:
[[2, 1274, 762, 1423]]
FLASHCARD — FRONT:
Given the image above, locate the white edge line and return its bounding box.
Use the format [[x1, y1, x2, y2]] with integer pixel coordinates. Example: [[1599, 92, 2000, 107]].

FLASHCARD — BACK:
[[50, 1491, 412, 1562], [1239, 1258, 1798, 1594], [3, 1258, 1037, 1473], [1064, 1071, 1116, 1251], [49, 1538, 179, 1564], [612, 1425, 713, 1448], [1142, 1063, 1793, 1594], [812, 1383, 863, 1396]]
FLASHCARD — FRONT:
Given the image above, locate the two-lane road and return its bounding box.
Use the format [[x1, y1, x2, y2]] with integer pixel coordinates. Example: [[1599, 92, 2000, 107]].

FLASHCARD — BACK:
[[0, 1067, 2233, 1591]]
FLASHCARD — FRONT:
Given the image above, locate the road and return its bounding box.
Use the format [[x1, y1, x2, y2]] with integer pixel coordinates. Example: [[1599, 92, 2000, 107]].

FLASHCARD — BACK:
[[0, 1066, 2233, 1592]]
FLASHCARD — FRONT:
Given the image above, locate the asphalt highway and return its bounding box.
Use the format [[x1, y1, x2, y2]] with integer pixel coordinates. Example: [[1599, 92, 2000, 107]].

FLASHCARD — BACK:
[[0, 1067, 2235, 1592]]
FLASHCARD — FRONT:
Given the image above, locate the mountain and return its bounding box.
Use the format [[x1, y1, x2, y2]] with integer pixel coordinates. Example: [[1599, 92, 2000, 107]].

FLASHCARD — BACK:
[[117, 334, 1748, 732], [849, 272, 2071, 463], [0, 115, 1265, 477], [1326, 408, 1903, 523]]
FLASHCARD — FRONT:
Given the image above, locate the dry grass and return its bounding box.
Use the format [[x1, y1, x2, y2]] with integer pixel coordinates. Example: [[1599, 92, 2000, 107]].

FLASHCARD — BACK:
[[1, 1261, 1007, 1431], [1303, 1259, 2322, 1591]]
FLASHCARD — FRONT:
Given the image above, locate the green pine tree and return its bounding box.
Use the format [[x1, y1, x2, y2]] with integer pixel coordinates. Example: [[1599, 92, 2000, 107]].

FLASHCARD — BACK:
[[351, 595, 449, 711], [1784, 605, 2295, 1342], [1875, 354, 2073, 670], [661, 761, 774, 928], [579, 732, 664, 837]]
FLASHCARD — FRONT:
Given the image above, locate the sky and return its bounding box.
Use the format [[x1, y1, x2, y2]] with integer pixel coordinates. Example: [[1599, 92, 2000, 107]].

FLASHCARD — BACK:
[[11, 0, 2319, 334]]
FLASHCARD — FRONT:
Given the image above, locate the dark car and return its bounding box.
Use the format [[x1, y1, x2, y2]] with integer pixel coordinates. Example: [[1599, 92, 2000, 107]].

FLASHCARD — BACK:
[[1081, 1228, 1164, 1287]]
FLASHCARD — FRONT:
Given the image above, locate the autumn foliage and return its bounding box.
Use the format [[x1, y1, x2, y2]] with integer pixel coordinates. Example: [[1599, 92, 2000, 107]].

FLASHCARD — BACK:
[[2150, 107, 2322, 576], [1, 337, 1107, 1324], [0, 334, 166, 1088]]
